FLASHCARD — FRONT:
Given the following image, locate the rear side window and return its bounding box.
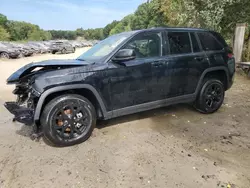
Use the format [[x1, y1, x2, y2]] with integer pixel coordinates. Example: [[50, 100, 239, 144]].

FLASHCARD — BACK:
[[168, 32, 191, 54], [190, 33, 201, 52], [198, 32, 223, 51]]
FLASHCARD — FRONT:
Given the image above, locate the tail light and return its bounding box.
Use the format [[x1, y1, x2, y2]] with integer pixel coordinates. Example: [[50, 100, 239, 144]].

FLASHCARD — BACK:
[[227, 53, 234, 58]]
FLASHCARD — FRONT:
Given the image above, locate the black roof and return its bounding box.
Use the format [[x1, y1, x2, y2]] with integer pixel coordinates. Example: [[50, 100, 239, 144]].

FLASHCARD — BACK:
[[131, 27, 209, 33], [120, 27, 210, 34], [116, 27, 211, 38]]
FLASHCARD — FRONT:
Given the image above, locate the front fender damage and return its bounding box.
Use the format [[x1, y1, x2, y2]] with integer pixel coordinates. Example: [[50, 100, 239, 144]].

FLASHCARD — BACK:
[[4, 102, 34, 125]]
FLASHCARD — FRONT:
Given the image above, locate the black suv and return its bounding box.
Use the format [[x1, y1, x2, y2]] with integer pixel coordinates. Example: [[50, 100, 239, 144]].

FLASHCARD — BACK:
[[4, 28, 235, 146]]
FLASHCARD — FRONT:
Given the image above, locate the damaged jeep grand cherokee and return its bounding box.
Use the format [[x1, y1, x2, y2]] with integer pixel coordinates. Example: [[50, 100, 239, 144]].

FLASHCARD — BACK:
[[5, 28, 235, 146]]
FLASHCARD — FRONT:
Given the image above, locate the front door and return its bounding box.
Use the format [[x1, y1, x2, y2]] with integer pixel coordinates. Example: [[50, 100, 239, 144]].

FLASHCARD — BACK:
[[108, 31, 167, 111]]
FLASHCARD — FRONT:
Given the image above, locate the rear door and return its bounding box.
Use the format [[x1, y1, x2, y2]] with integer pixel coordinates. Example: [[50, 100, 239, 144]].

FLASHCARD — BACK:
[[166, 31, 209, 97]]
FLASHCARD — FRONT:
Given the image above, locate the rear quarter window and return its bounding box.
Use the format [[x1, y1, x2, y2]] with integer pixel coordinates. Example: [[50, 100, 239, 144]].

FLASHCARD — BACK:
[[198, 32, 223, 51], [211, 31, 228, 47]]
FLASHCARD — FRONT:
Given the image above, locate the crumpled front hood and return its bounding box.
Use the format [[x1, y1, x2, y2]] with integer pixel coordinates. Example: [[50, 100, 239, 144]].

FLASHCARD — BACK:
[[7, 59, 91, 84]]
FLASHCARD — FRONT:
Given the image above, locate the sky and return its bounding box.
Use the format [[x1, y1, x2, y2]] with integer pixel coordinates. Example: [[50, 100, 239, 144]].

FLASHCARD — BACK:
[[0, 0, 145, 30]]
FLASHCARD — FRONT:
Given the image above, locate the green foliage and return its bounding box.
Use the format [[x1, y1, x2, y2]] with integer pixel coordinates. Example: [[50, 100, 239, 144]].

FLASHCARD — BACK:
[[131, 3, 152, 30], [103, 21, 119, 37], [80, 28, 104, 40], [160, 0, 250, 38], [220, 0, 250, 38], [27, 30, 52, 41], [0, 26, 10, 41], [49, 30, 77, 40], [1, 0, 250, 41], [0, 13, 7, 26], [6, 21, 39, 41], [0, 13, 51, 41], [109, 15, 133, 35]]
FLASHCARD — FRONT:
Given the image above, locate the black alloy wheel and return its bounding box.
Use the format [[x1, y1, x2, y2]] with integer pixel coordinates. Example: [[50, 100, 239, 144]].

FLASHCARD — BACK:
[[203, 82, 223, 109], [195, 79, 225, 114], [41, 94, 96, 146]]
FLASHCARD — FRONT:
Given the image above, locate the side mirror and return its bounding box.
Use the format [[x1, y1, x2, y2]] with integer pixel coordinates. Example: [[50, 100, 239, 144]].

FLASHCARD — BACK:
[[113, 49, 136, 62]]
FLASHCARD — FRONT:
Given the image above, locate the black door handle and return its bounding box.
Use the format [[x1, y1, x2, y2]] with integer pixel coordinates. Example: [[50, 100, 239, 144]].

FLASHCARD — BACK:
[[195, 57, 204, 61], [152, 61, 164, 67]]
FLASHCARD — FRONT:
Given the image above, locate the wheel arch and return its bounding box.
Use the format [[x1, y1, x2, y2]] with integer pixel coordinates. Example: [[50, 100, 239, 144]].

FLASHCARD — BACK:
[[195, 66, 230, 95], [34, 84, 108, 122], [0, 51, 10, 56]]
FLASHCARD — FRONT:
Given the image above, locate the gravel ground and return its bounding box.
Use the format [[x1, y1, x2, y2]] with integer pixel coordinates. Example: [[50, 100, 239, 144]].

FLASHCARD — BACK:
[[0, 49, 250, 188]]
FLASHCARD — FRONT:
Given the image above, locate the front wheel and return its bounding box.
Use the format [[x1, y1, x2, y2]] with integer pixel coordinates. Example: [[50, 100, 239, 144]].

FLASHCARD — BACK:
[[0, 52, 10, 59], [194, 79, 225, 114], [41, 94, 96, 147]]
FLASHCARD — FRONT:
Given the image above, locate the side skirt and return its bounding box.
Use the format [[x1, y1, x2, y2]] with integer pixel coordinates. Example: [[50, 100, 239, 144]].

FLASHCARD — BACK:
[[104, 94, 196, 120]]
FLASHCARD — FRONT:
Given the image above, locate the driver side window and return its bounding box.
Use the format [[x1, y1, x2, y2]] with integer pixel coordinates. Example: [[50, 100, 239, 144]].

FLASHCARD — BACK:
[[122, 32, 161, 59]]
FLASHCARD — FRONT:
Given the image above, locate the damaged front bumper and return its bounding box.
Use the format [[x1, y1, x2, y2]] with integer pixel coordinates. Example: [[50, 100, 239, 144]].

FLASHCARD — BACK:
[[4, 102, 34, 125]]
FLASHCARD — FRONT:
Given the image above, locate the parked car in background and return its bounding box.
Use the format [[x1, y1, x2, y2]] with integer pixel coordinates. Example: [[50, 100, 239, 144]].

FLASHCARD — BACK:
[[41, 41, 52, 48], [0, 43, 20, 59], [1, 39, 91, 59], [12, 43, 34, 57], [27, 42, 49, 54], [69, 41, 80, 48], [26, 43, 41, 54], [92, 40, 100, 45], [50, 41, 75, 54]]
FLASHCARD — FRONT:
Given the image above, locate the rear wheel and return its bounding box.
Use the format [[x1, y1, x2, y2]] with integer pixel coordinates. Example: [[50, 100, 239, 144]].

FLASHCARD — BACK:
[[41, 94, 96, 147], [19, 53, 25, 58], [0, 52, 10, 59], [194, 79, 225, 114]]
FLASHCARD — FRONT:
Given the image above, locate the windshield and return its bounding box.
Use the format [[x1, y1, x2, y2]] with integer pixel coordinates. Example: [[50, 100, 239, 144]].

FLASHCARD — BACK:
[[77, 32, 133, 61], [2, 43, 14, 47]]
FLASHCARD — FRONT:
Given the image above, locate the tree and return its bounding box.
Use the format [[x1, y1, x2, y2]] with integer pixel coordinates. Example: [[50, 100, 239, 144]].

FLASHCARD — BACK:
[[2, 0, 250, 42], [160, 0, 250, 38], [103, 20, 119, 37], [130, 0, 166, 30], [6, 21, 40, 41], [42, 31, 52, 40], [147, 0, 167, 28], [27, 30, 42, 41], [0, 26, 10, 41], [0, 13, 7, 26], [220, 0, 250, 38], [109, 15, 133, 35], [131, 3, 152, 30], [76, 28, 85, 37]]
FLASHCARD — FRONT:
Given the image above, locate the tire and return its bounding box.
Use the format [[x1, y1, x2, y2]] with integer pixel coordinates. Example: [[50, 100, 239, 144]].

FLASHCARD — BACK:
[[61, 48, 66, 54], [194, 79, 225, 114], [52, 51, 56, 54], [72, 47, 76, 53], [0, 52, 10, 59], [19, 53, 25, 58], [41, 94, 96, 147]]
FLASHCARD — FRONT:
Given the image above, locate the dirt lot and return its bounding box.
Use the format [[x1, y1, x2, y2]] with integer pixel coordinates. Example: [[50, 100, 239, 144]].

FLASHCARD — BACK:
[[0, 48, 250, 188]]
